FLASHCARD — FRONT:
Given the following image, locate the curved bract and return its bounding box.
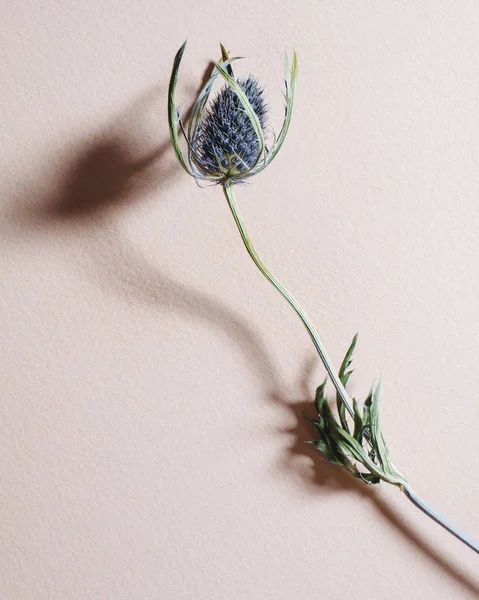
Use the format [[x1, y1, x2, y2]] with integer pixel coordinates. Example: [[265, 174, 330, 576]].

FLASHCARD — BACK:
[[168, 41, 298, 185]]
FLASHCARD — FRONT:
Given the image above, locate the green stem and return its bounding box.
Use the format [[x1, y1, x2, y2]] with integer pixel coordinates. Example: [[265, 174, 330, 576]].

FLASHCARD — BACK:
[[222, 181, 479, 557], [223, 181, 355, 420]]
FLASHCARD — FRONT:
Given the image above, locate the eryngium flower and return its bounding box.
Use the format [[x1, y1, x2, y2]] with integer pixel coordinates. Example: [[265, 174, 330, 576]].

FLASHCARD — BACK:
[[168, 42, 297, 184], [196, 77, 267, 178]]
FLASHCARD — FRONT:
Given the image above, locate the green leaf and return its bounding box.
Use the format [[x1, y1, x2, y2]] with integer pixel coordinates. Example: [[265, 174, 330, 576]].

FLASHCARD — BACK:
[[368, 380, 390, 471], [339, 333, 358, 381], [314, 377, 328, 413], [336, 334, 358, 434], [310, 440, 342, 465], [309, 359, 408, 489], [168, 41, 193, 176], [313, 394, 361, 475], [253, 49, 298, 173], [313, 396, 345, 463], [362, 387, 373, 433], [352, 399, 364, 443], [332, 426, 387, 482]]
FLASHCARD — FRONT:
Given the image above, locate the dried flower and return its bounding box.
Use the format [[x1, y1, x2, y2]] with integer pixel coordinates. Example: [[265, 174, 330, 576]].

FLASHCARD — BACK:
[[168, 42, 479, 557], [196, 77, 268, 179], [168, 41, 297, 184]]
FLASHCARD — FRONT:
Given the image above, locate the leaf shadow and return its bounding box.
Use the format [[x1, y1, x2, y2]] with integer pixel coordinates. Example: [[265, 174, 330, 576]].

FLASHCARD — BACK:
[[272, 360, 479, 596]]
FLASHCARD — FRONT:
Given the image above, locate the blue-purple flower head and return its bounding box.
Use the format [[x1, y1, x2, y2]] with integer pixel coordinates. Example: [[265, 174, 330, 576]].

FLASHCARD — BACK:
[[196, 76, 267, 178], [169, 42, 297, 185]]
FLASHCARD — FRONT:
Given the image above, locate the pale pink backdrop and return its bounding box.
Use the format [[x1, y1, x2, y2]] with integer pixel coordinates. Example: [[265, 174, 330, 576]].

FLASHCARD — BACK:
[[1, 1, 479, 598]]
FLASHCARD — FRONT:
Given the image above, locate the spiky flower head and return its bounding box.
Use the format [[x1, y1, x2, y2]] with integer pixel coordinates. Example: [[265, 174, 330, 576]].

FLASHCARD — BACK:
[[196, 76, 267, 178], [168, 42, 298, 185]]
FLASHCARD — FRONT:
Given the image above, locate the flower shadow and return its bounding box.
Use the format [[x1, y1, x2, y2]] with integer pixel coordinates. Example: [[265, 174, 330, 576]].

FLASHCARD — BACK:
[[11, 61, 217, 229]]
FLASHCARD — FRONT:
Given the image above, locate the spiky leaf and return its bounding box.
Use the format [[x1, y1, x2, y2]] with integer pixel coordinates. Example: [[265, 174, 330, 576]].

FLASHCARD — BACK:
[[168, 41, 193, 176], [336, 333, 358, 433], [307, 338, 408, 490]]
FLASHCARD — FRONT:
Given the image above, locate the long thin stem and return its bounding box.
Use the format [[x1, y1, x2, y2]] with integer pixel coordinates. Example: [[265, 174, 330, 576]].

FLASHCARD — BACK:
[[404, 488, 479, 555], [222, 181, 479, 556], [223, 182, 355, 420]]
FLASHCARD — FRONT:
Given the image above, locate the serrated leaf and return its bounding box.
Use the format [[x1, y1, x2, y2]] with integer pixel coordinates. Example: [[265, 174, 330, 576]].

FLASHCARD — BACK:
[[352, 399, 364, 443], [310, 440, 338, 463], [336, 334, 358, 434], [314, 377, 327, 413], [362, 387, 373, 436], [316, 392, 338, 427], [332, 426, 387, 482], [368, 380, 391, 471], [313, 396, 350, 468], [338, 333, 358, 381], [309, 352, 408, 489]]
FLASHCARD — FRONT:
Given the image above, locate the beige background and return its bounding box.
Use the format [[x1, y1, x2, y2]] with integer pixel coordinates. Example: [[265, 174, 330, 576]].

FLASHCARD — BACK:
[[2, 1, 479, 598]]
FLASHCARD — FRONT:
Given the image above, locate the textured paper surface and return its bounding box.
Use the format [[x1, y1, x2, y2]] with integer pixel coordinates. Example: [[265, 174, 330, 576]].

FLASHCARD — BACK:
[[1, 1, 479, 598]]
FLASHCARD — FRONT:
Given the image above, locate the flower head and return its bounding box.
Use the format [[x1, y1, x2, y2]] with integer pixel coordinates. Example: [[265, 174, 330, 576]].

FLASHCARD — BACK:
[[168, 42, 298, 185], [196, 76, 268, 178]]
